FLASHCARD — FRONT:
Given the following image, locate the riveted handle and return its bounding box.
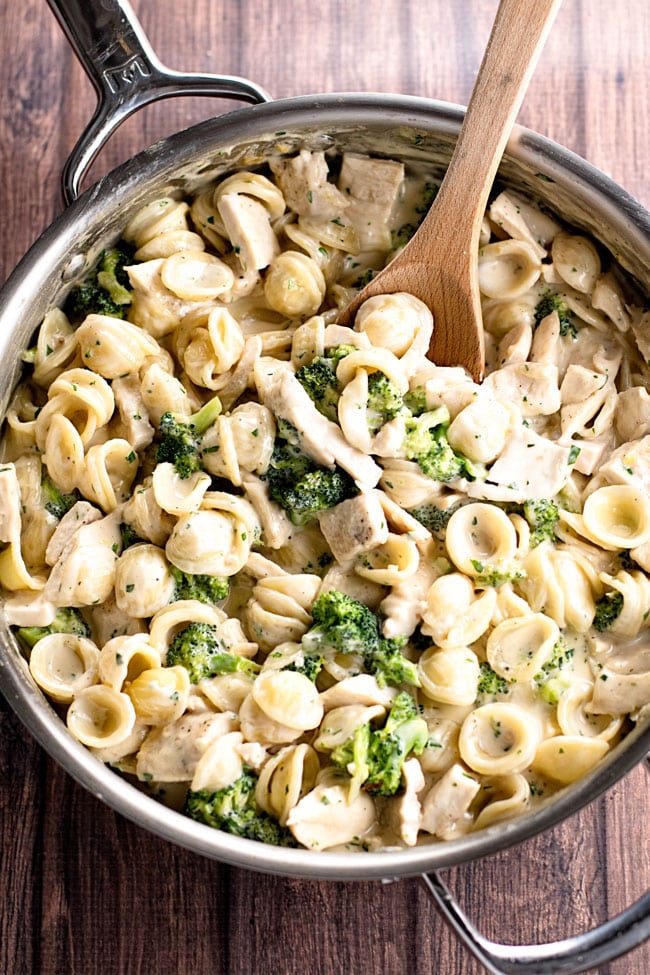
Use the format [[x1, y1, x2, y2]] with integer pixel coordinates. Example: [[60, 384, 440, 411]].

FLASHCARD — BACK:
[[421, 758, 650, 974], [46, 0, 271, 203]]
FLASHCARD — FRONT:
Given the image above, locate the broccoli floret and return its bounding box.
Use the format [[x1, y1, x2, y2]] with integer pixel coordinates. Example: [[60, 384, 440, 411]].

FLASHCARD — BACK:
[[279, 467, 356, 525], [17, 607, 90, 650], [294, 345, 356, 423], [331, 691, 428, 796], [120, 521, 143, 549], [283, 652, 324, 682], [262, 438, 358, 525], [470, 559, 525, 588], [302, 591, 417, 687], [534, 638, 575, 704], [369, 636, 420, 688], [166, 622, 260, 683], [523, 498, 559, 547], [410, 502, 460, 536], [41, 473, 79, 520], [185, 769, 296, 846], [403, 385, 428, 416], [170, 566, 229, 605], [534, 292, 577, 338], [365, 373, 406, 435], [96, 247, 133, 305], [592, 590, 624, 633], [403, 408, 478, 483], [65, 245, 135, 320], [282, 652, 325, 684], [303, 589, 379, 656], [477, 661, 510, 698], [156, 395, 222, 479], [295, 357, 341, 423]]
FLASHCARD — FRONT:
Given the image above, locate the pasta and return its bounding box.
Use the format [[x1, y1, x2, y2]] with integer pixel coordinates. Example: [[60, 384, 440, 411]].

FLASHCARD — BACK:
[[2, 147, 650, 854]]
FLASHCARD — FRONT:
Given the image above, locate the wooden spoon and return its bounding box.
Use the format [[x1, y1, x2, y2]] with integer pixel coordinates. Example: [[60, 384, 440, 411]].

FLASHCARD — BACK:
[[338, 0, 562, 382]]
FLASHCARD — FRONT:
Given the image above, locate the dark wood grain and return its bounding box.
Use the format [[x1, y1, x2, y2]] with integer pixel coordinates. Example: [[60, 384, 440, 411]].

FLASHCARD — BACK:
[[1, 2, 649, 973]]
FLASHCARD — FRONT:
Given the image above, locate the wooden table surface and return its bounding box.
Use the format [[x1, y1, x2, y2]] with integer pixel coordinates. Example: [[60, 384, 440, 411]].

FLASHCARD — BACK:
[[1, 1, 649, 973]]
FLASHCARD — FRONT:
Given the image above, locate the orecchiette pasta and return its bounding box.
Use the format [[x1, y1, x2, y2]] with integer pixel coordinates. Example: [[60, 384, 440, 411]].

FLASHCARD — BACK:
[[4, 146, 649, 854]]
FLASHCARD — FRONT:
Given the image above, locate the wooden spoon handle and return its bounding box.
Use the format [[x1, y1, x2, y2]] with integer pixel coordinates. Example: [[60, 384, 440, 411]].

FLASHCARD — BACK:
[[410, 0, 563, 260], [339, 0, 562, 381]]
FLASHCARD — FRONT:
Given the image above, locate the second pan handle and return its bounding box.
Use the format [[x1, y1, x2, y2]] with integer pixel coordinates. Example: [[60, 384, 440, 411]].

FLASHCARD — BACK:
[[46, 0, 271, 204]]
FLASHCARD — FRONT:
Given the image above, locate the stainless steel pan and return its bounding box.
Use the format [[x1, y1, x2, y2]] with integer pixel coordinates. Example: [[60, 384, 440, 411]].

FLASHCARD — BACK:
[[0, 2, 649, 971]]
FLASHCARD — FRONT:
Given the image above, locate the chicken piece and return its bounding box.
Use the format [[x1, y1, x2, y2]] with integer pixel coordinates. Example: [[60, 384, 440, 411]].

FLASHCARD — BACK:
[[473, 425, 572, 502], [2, 590, 58, 628], [420, 763, 480, 839], [112, 375, 154, 452], [589, 645, 650, 715], [269, 149, 349, 219], [564, 437, 609, 477], [242, 473, 294, 550], [318, 491, 389, 563], [615, 387, 650, 443], [530, 309, 563, 368], [254, 362, 382, 489], [44, 501, 102, 566], [217, 193, 280, 271], [422, 367, 480, 420], [337, 153, 405, 250], [488, 190, 559, 259], [286, 771, 376, 850], [86, 593, 147, 646], [136, 711, 238, 783], [589, 434, 650, 495], [384, 757, 425, 847], [495, 321, 533, 367], [559, 365, 612, 438], [126, 259, 198, 336], [43, 511, 122, 607], [484, 361, 561, 417]]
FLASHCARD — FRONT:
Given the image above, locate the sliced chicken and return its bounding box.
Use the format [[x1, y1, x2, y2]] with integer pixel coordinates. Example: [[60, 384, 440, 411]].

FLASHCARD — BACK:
[[484, 361, 561, 418], [217, 193, 280, 271], [384, 757, 425, 847], [254, 362, 381, 489], [473, 424, 572, 502]]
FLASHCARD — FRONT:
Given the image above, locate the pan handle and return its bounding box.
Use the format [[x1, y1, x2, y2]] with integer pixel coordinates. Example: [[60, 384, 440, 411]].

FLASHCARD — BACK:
[[421, 872, 650, 975], [46, 0, 271, 205], [421, 758, 650, 974]]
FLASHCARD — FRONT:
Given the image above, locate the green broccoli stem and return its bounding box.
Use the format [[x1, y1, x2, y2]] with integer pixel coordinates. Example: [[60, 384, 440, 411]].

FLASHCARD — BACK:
[[189, 395, 223, 435]]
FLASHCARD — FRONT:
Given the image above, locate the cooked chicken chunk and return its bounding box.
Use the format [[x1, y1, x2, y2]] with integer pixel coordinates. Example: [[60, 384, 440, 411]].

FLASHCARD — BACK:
[[269, 149, 349, 219], [337, 153, 404, 250], [484, 361, 561, 417], [136, 711, 238, 782], [471, 425, 572, 502], [318, 491, 389, 563], [420, 763, 480, 839], [217, 193, 280, 271]]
